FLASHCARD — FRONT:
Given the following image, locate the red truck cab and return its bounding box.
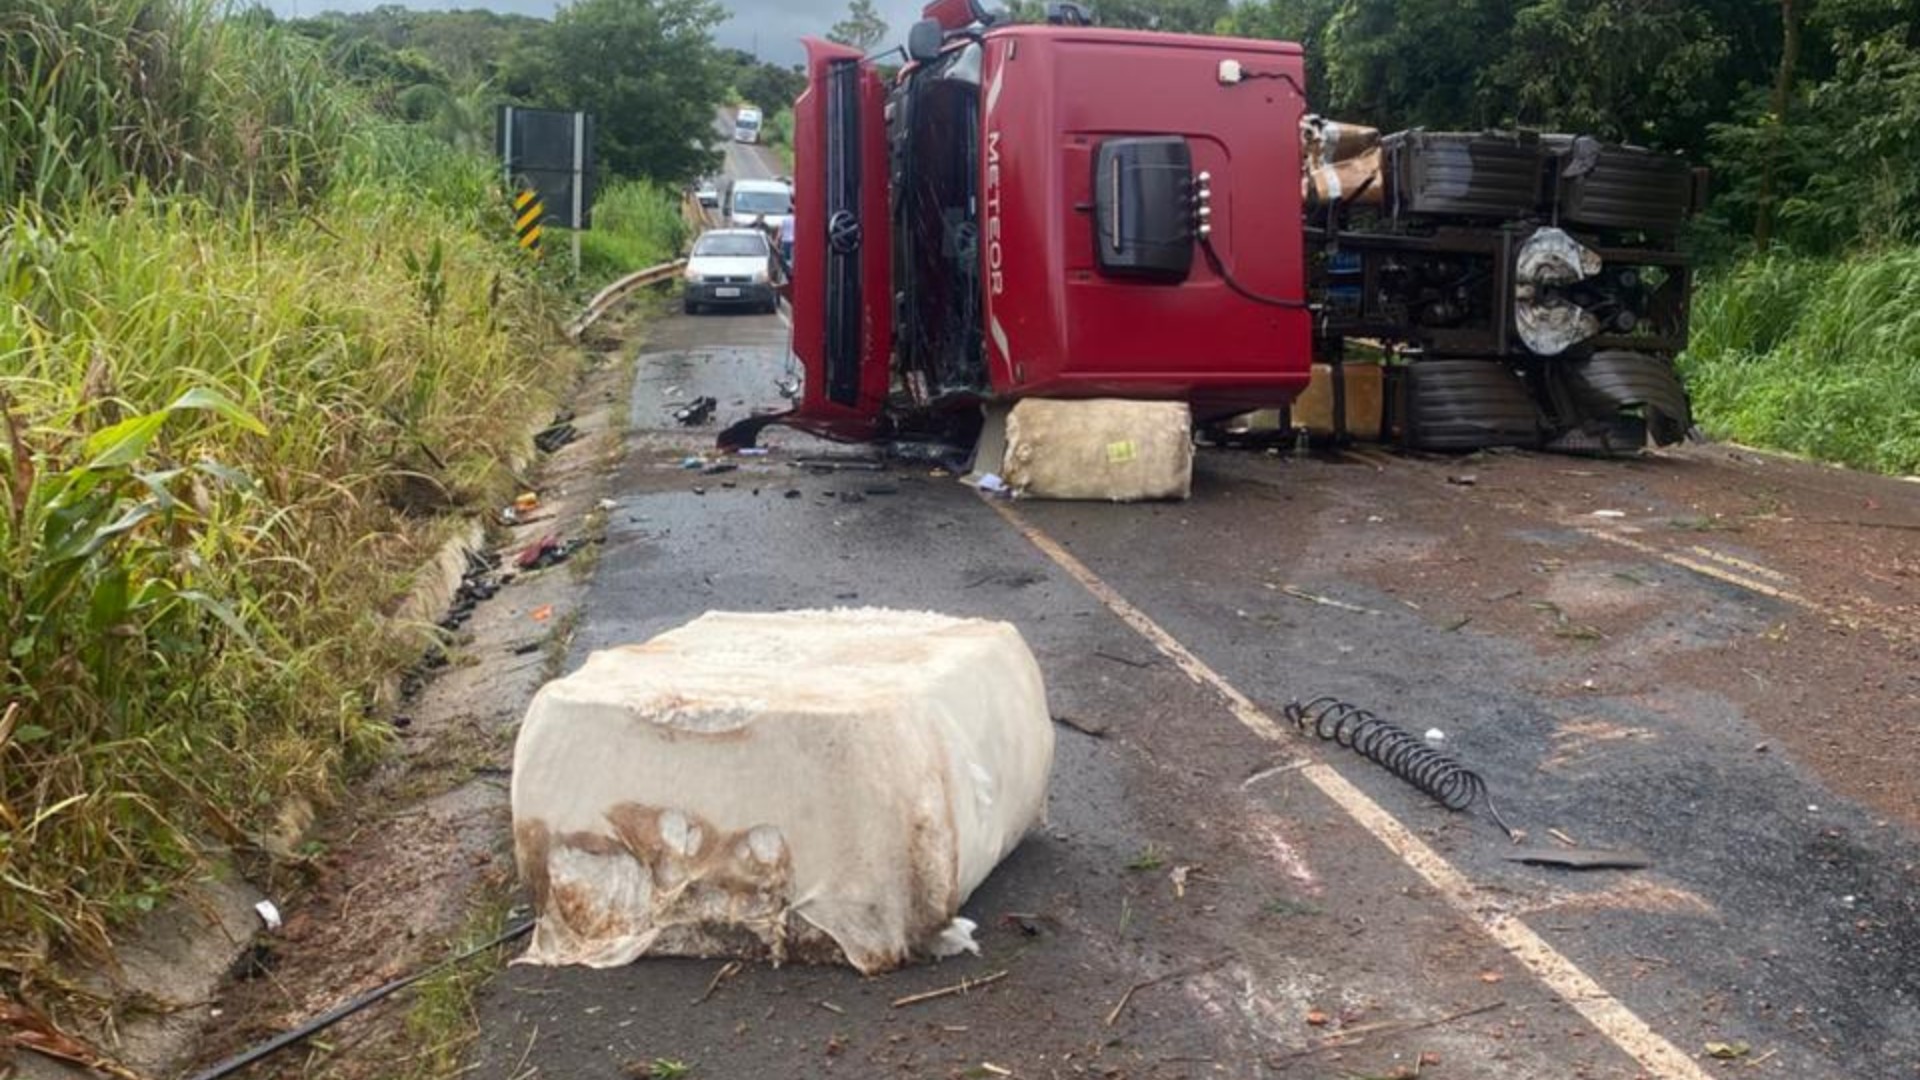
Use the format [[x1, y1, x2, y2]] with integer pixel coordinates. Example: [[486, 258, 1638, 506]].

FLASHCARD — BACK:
[[755, 9, 1313, 445]]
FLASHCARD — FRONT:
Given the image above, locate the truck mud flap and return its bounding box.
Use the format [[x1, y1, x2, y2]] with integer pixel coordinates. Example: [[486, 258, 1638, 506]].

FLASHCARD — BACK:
[[1546, 350, 1694, 450], [1403, 359, 1542, 451]]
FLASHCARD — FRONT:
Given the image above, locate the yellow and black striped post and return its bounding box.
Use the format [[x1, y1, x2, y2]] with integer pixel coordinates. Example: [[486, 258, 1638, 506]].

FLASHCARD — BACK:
[[513, 189, 545, 256]]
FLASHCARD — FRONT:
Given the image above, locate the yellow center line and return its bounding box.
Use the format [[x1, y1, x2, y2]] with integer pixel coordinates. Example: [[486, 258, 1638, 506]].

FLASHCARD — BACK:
[[1580, 528, 1813, 608], [989, 499, 1715, 1080]]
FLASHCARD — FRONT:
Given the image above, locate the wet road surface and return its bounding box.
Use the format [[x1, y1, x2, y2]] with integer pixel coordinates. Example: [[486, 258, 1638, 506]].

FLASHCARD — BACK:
[[468, 302, 1920, 1079]]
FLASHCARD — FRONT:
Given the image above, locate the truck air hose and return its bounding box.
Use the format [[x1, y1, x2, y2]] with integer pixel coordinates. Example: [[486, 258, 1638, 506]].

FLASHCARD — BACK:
[[1283, 696, 1519, 840], [1199, 236, 1311, 311]]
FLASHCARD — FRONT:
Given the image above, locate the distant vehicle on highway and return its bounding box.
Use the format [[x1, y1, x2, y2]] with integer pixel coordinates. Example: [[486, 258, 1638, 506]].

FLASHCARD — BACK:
[[694, 176, 720, 208], [682, 228, 776, 315], [724, 178, 792, 232], [733, 106, 762, 143]]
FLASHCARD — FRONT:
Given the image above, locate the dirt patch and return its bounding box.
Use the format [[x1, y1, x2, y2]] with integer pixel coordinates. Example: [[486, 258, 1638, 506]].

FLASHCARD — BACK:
[[1344, 442, 1920, 831]]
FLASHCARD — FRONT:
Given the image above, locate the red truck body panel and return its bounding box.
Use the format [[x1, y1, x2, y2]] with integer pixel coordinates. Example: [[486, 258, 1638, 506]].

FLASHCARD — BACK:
[[981, 27, 1311, 414], [789, 37, 893, 441], [781, 26, 1312, 443]]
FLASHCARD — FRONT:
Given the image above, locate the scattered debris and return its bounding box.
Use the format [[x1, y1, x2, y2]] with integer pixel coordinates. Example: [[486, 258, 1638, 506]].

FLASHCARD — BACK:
[[974, 472, 1010, 495], [253, 900, 283, 932], [530, 604, 554, 623], [1704, 1040, 1752, 1060], [692, 960, 743, 1005], [533, 421, 580, 453], [1093, 649, 1154, 669], [1502, 847, 1650, 870], [1305, 1009, 1330, 1027], [1105, 956, 1231, 1028], [736, 447, 771, 457], [931, 917, 981, 958], [1479, 970, 1504, 984], [889, 970, 1009, 1009], [680, 456, 705, 470], [999, 912, 1045, 936], [515, 534, 582, 571], [1547, 827, 1580, 847], [1265, 1001, 1505, 1068], [977, 1065, 1013, 1077], [1423, 727, 1446, 743], [797, 456, 885, 472], [701, 462, 738, 475], [1447, 474, 1477, 486], [674, 396, 718, 425], [1280, 585, 1381, 615], [0, 998, 146, 1080], [816, 1000, 846, 1016], [1169, 865, 1192, 899], [596, 498, 618, 511], [1052, 713, 1109, 738], [1591, 509, 1627, 518]]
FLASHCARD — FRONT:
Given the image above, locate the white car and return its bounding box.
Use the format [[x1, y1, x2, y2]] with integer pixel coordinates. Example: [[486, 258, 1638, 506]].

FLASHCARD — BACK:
[[682, 229, 776, 315], [725, 178, 792, 232]]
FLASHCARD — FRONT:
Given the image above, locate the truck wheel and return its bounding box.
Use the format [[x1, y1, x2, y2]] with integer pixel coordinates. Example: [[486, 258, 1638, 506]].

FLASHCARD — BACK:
[[1403, 359, 1542, 451]]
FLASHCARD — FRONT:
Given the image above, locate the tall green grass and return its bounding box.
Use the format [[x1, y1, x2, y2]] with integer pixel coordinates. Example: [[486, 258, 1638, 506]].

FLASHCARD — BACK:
[[567, 178, 690, 288], [1, 0, 352, 210], [1, 0, 564, 975], [1681, 248, 1920, 475]]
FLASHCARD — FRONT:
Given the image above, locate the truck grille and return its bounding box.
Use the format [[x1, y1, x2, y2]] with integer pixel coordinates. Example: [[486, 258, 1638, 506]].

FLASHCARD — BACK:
[[702, 275, 753, 284]]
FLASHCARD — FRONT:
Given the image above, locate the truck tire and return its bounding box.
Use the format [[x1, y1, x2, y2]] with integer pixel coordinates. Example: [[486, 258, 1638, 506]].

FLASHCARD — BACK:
[[1403, 359, 1542, 451]]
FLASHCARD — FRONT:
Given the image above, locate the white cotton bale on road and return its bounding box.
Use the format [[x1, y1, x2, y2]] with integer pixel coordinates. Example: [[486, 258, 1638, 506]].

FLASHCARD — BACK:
[[510, 609, 1053, 974], [1002, 398, 1194, 501]]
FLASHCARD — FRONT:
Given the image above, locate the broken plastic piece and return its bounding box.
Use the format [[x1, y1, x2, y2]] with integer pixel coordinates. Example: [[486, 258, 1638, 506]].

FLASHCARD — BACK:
[[254, 900, 283, 932], [1502, 847, 1650, 870]]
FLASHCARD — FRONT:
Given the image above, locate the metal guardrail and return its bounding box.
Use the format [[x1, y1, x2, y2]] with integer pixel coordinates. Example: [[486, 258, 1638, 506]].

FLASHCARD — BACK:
[[564, 257, 688, 341], [564, 191, 718, 342]]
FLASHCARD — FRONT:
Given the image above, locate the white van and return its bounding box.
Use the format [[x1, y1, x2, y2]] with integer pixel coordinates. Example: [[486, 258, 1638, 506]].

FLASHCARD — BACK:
[[733, 106, 762, 144], [725, 178, 792, 232]]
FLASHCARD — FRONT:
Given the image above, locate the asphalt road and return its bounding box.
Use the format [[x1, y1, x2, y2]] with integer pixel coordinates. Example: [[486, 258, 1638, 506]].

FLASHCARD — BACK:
[[468, 276, 1920, 1078]]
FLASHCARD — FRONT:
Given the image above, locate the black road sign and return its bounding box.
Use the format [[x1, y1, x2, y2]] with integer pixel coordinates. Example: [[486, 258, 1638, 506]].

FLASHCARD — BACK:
[[497, 106, 594, 230]]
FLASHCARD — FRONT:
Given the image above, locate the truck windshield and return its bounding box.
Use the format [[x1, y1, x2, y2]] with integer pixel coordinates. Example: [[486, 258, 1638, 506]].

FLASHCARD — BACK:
[[895, 41, 985, 399]]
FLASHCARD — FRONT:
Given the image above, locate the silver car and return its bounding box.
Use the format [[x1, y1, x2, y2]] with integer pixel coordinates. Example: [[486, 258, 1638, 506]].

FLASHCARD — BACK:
[[681, 229, 776, 315]]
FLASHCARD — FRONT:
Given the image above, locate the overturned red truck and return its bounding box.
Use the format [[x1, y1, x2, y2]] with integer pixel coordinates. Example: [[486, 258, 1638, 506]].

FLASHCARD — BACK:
[[723, 0, 1700, 455]]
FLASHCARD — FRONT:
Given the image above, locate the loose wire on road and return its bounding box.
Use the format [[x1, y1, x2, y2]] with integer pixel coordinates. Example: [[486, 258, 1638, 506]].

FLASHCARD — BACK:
[[188, 920, 533, 1080]]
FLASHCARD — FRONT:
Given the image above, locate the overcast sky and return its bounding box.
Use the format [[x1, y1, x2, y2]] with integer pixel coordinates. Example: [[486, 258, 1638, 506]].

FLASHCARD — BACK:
[[267, 0, 931, 66]]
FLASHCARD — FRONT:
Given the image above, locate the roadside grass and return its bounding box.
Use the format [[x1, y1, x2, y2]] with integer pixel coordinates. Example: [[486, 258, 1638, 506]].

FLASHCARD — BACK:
[[1, 0, 565, 981], [564, 179, 692, 290], [762, 107, 795, 172], [1681, 247, 1920, 475]]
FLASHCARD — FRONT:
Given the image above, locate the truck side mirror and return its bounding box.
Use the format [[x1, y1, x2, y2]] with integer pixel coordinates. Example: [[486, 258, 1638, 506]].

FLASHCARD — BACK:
[[907, 19, 944, 63]]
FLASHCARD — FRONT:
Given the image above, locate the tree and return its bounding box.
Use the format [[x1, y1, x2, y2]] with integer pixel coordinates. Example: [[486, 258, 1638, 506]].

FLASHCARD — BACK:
[[826, 0, 888, 52], [1079, 0, 1229, 32], [505, 0, 728, 185]]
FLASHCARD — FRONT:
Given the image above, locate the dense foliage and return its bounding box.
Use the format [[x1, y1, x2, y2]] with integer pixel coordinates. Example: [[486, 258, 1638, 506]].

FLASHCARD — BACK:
[[2, 0, 589, 979]]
